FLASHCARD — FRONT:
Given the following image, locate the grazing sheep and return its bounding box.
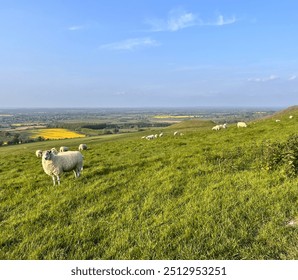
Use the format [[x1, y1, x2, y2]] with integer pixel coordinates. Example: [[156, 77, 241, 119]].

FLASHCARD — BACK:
[[41, 150, 83, 185], [174, 131, 179, 136], [289, 115, 293, 119], [159, 132, 163, 137], [237, 122, 247, 128], [78, 144, 87, 151], [59, 146, 69, 152], [275, 119, 281, 122], [146, 134, 155, 140], [213, 123, 227, 131], [35, 150, 43, 158], [212, 125, 220, 131]]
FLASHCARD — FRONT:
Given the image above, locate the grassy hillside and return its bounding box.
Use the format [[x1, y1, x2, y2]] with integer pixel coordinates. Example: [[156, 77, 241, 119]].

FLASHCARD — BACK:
[[0, 108, 298, 260]]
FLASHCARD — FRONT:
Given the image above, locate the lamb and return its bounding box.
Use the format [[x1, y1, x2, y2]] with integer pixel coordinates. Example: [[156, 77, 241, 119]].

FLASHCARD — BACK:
[[35, 150, 43, 158], [237, 122, 247, 128], [59, 146, 69, 152], [78, 144, 87, 151], [41, 150, 84, 185]]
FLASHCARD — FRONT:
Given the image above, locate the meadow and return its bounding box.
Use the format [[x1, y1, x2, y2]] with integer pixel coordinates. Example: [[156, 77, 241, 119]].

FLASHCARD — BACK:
[[0, 107, 298, 260]]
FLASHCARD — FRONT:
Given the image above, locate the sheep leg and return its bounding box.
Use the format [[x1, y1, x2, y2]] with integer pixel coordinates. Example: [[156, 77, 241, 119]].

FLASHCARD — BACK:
[[57, 175, 60, 185], [52, 176, 56, 186], [73, 169, 80, 178]]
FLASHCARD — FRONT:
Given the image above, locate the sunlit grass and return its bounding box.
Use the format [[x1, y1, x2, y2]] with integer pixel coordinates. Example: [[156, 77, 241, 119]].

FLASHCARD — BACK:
[[0, 108, 298, 260]]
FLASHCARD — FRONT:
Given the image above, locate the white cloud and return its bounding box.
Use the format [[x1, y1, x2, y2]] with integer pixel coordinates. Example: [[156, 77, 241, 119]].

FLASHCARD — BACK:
[[215, 15, 237, 26], [68, 25, 85, 31], [99, 37, 160, 51], [145, 9, 238, 32], [146, 9, 197, 32], [167, 9, 197, 31], [288, 75, 297, 81], [248, 75, 279, 82]]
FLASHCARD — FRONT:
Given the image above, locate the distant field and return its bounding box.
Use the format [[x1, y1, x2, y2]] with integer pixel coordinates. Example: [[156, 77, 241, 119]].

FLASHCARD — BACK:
[[29, 128, 85, 139], [153, 115, 196, 119]]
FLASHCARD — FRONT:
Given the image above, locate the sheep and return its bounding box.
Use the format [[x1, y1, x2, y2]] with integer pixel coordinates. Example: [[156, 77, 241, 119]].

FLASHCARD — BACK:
[[212, 125, 220, 131], [59, 146, 69, 152], [174, 131, 179, 136], [146, 134, 155, 140], [159, 132, 163, 137], [41, 150, 83, 185], [78, 144, 87, 151], [289, 115, 293, 119], [237, 122, 247, 128], [51, 147, 58, 155], [35, 150, 43, 158], [275, 119, 281, 122]]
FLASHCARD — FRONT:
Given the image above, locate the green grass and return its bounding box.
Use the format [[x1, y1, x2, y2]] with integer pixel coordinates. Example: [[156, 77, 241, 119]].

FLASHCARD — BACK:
[[0, 109, 298, 260]]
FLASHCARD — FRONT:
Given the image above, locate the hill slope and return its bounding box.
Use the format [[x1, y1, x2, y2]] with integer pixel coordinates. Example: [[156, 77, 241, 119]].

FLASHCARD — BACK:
[[0, 106, 298, 260]]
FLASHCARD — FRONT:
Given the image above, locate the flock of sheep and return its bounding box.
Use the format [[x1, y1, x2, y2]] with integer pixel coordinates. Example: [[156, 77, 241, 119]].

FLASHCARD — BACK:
[[142, 131, 185, 140], [35, 115, 294, 185], [35, 144, 87, 185], [212, 121, 248, 131]]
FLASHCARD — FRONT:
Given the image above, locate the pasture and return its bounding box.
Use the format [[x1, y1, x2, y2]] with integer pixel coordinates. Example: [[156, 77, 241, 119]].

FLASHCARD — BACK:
[[0, 107, 298, 259]]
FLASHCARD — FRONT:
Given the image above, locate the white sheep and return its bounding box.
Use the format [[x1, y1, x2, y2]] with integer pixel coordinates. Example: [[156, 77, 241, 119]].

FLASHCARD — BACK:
[[275, 119, 281, 122], [59, 146, 69, 152], [289, 115, 293, 119], [78, 144, 87, 151], [35, 150, 43, 158], [159, 132, 163, 137], [174, 131, 179, 136], [237, 122, 247, 128], [51, 147, 58, 155], [146, 134, 155, 140], [41, 150, 84, 185], [212, 125, 220, 131]]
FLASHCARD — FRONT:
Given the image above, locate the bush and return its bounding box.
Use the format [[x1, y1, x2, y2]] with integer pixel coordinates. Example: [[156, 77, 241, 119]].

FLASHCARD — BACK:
[[262, 134, 298, 177]]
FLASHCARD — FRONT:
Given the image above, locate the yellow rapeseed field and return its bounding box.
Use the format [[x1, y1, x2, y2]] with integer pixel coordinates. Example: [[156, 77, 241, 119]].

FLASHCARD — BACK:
[[30, 128, 85, 139]]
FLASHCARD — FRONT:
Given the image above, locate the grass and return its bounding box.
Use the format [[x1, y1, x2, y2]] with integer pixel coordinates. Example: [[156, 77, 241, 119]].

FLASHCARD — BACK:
[[0, 108, 298, 260]]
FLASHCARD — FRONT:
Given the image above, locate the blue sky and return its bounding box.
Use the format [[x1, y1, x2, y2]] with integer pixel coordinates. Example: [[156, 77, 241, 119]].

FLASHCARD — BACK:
[[1, 0, 298, 108]]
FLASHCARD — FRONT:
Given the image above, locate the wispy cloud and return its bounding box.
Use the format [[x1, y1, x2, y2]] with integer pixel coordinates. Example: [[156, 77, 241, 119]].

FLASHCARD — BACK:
[[288, 75, 297, 81], [145, 9, 197, 32], [214, 15, 237, 26], [67, 25, 85, 31], [248, 75, 279, 82], [145, 9, 238, 32], [99, 37, 160, 51]]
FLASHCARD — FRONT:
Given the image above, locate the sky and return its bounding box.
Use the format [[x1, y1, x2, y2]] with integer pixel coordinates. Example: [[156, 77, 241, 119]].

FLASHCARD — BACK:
[[1, 0, 298, 108]]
